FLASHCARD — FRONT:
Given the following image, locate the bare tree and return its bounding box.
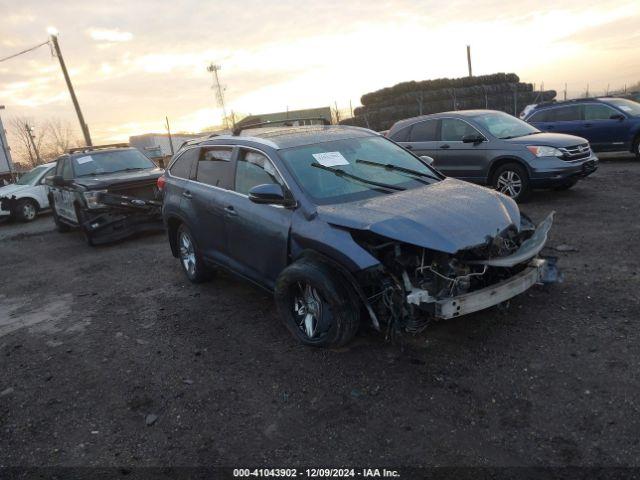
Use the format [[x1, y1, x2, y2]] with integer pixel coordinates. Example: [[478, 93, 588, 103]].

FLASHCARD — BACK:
[[6, 116, 80, 169]]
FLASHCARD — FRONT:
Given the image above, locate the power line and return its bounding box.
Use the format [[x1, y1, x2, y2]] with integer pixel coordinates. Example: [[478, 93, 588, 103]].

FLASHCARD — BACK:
[[0, 40, 50, 63]]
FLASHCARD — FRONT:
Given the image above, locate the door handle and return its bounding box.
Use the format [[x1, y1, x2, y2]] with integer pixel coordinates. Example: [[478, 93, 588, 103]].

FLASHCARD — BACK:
[[182, 190, 192, 199], [224, 205, 238, 216], [584, 123, 593, 127], [440, 144, 450, 149], [404, 144, 413, 150]]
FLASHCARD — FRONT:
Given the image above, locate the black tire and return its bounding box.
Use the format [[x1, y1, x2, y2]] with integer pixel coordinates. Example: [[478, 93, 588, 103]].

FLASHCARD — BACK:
[[492, 162, 531, 202], [633, 136, 640, 160], [74, 205, 96, 246], [14, 199, 38, 222], [176, 224, 213, 283], [274, 259, 361, 348], [554, 179, 578, 191]]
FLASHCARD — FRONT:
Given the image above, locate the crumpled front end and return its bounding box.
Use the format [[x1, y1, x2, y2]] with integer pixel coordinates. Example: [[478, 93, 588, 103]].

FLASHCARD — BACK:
[[80, 183, 163, 244], [350, 212, 559, 335]]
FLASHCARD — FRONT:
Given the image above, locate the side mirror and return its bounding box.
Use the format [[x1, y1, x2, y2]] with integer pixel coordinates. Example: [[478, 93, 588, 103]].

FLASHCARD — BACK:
[[610, 113, 625, 121], [420, 155, 435, 165], [462, 134, 485, 144], [248, 183, 293, 206], [52, 175, 66, 187]]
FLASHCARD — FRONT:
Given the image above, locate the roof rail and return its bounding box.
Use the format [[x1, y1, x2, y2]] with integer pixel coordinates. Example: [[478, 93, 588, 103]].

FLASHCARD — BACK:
[[232, 117, 331, 136], [68, 143, 130, 154]]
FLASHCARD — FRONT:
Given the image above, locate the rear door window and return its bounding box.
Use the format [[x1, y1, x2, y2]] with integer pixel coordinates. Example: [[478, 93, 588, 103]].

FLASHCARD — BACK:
[[408, 120, 438, 142], [440, 118, 479, 141], [584, 104, 618, 120], [195, 147, 233, 188], [234, 149, 284, 195], [170, 148, 199, 179]]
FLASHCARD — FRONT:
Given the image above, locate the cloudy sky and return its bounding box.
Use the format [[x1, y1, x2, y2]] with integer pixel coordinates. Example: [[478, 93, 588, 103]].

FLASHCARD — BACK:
[[1, 0, 639, 143]]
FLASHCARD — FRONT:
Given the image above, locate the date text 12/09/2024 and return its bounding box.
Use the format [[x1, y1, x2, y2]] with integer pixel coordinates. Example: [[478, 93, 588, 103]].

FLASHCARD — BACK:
[[233, 469, 401, 478]]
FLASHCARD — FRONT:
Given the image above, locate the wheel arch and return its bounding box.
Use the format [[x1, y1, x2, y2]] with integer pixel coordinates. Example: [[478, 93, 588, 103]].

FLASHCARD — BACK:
[[487, 156, 531, 183], [166, 215, 184, 258]]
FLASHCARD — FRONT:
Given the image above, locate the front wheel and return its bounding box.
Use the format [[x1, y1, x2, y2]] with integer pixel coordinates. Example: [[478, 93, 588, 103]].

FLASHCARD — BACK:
[[492, 162, 531, 202], [15, 199, 37, 222], [274, 260, 360, 348], [633, 136, 640, 160]]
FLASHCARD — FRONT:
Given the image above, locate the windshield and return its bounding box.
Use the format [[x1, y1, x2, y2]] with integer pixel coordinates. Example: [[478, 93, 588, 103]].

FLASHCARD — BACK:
[[16, 165, 51, 185], [72, 149, 155, 177], [472, 111, 540, 139], [602, 98, 640, 117], [279, 136, 439, 205]]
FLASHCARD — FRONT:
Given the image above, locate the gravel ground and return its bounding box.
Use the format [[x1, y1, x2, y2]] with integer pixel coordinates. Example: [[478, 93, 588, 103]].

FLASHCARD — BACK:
[[0, 158, 639, 468]]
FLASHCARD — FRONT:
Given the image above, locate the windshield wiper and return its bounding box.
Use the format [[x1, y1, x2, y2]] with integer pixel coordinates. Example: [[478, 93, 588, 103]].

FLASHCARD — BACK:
[[310, 163, 405, 192], [500, 131, 541, 139], [356, 159, 440, 181]]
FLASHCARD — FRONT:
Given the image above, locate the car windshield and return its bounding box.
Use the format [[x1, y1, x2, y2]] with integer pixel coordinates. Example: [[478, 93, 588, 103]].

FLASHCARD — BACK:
[[472, 111, 540, 139], [279, 136, 439, 205], [15, 165, 50, 185], [73, 149, 155, 177], [602, 98, 640, 116]]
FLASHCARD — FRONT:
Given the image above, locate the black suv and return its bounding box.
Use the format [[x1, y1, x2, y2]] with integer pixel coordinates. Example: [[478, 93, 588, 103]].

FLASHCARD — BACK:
[[160, 122, 557, 347], [47, 144, 164, 245]]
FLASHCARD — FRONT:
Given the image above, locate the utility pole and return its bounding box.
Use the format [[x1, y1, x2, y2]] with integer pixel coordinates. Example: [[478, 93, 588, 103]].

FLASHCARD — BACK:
[[466, 45, 473, 77], [49, 32, 92, 146], [207, 63, 228, 128], [25, 123, 42, 165], [165, 116, 174, 155], [0, 106, 16, 182], [564, 83, 567, 101]]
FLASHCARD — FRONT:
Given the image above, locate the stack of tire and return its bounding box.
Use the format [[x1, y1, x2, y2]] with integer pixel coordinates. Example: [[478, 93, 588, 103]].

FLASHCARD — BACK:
[[340, 73, 556, 131]]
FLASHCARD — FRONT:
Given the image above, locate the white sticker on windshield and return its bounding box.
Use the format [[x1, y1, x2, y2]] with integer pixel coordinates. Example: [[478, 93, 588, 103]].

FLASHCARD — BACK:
[[76, 156, 94, 164], [312, 151, 349, 167]]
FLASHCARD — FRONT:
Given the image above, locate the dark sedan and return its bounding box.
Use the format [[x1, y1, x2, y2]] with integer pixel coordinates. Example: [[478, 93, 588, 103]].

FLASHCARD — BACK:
[[387, 110, 598, 201]]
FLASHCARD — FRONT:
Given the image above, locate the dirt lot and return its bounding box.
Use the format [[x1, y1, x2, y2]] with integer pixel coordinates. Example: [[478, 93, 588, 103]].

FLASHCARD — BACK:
[[0, 158, 639, 468]]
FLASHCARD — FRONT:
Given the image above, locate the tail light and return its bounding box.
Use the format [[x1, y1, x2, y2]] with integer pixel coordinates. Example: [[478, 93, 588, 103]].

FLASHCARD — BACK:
[[157, 175, 166, 191]]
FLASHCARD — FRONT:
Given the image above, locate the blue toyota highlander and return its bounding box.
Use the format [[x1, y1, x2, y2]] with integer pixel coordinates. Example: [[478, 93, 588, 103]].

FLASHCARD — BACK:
[[523, 97, 640, 158]]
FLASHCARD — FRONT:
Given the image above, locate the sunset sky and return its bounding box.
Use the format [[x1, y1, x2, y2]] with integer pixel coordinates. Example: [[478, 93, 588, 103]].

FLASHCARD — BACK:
[[1, 0, 639, 144]]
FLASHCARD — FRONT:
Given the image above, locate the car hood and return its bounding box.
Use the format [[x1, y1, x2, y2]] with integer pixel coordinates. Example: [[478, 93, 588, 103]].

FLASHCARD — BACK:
[[505, 132, 588, 147], [317, 178, 520, 254], [75, 167, 163, 189], [0, 184, 31, 197]]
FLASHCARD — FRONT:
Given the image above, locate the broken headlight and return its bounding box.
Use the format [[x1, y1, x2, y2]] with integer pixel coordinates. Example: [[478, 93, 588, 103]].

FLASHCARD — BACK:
[[83, 190, 107, 209]]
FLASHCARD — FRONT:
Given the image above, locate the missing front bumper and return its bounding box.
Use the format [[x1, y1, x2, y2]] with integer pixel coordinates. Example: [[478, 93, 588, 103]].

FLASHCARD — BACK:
[[434, 258, 548, 320]]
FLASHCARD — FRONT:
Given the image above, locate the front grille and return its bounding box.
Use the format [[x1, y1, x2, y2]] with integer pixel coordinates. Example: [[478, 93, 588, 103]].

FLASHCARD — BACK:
[[559, 143, 591, 161], [109, 184, 159, 200]]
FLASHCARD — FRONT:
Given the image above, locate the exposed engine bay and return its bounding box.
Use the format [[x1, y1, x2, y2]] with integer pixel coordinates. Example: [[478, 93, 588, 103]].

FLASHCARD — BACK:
[[351, 212, 558, 336]]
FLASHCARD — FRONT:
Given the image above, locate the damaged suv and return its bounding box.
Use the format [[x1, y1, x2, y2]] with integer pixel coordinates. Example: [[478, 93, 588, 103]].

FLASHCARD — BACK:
[[160, 123, 557, 347], [47, 144, 163, 245]]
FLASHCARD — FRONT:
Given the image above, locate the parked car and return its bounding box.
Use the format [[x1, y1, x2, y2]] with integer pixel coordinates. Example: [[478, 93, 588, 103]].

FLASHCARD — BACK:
[[160, 123, 558, 348], [0, 162, 56, 222], [46, 144, 164, 245], [522, 97, 640, 158], [386, 110, 598, 201]]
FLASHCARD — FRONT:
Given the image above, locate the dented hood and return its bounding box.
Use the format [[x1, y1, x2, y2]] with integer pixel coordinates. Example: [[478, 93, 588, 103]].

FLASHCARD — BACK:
[[317, 178, 520, 254]]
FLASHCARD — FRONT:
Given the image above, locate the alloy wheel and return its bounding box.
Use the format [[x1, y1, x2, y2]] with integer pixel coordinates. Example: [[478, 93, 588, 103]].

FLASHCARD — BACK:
[[293, 282, 324, 339], [179, 231, 196, 277], [22, 202, 36, 221], [496, 170, 522, 198]]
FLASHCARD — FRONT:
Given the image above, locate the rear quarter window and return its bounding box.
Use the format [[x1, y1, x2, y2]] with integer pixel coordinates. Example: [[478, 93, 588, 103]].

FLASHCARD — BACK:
[[169, 148, 198, 179]]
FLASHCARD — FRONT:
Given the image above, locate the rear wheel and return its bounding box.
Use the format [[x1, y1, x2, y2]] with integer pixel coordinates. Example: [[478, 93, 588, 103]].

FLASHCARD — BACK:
[[177, 224, 213, 283], [274, 259, 360, 348], [492, 162, 531, 202], [15, 199, 37, 222], [633, 136, 640, 160]]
